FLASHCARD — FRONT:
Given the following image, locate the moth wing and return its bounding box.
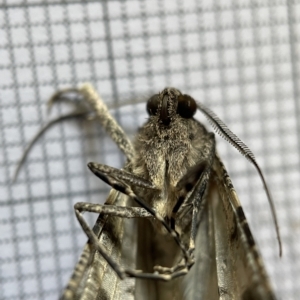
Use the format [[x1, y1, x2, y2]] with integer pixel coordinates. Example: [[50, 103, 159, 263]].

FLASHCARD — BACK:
[[133, 217, 184, 300], [60, 189, 137, 300], [184, 157, 276, 300]]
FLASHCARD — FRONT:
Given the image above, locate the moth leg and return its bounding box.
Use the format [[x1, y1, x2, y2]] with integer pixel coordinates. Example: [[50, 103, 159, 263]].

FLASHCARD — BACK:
[[75, 202, 153, 219], [125, 267, 189, 281], [74, 202, 153, 279], [81, 83, 135, 161], [49, 83, 134, 161], [75, 202, 190, 282], [153, 257, 187, 274], [13, 84, 134, 182], [88, 162, 193, 267], [173, 133, 216, 251], [12, 111, 92, 182]]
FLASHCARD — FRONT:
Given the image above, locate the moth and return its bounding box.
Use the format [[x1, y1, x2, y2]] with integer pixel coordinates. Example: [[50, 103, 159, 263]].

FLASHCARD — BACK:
[[15, 84, 281, 300]]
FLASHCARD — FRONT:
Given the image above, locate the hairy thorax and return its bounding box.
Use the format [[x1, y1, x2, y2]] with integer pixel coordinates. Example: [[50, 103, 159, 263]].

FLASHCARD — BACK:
[[131, 114, 209, 225]]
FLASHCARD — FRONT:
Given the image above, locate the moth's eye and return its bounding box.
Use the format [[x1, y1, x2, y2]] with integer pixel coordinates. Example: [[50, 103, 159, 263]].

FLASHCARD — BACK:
[[146, 94, 159, 116], [177, 94, 197, 118]]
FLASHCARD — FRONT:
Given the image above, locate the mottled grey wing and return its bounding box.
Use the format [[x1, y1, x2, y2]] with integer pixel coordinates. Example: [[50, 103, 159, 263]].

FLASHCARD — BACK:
[[184, 156, 276, 300], [60, 189, 137, 300]]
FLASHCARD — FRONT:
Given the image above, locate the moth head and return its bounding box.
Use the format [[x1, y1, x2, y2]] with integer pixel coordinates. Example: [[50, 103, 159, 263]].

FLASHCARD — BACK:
[[146, 88, 197, 125]]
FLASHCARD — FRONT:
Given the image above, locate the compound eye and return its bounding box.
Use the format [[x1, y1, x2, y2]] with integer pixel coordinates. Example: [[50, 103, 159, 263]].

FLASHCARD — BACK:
[[177, 94, 197, 119], [146, 94, 159, 116]]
